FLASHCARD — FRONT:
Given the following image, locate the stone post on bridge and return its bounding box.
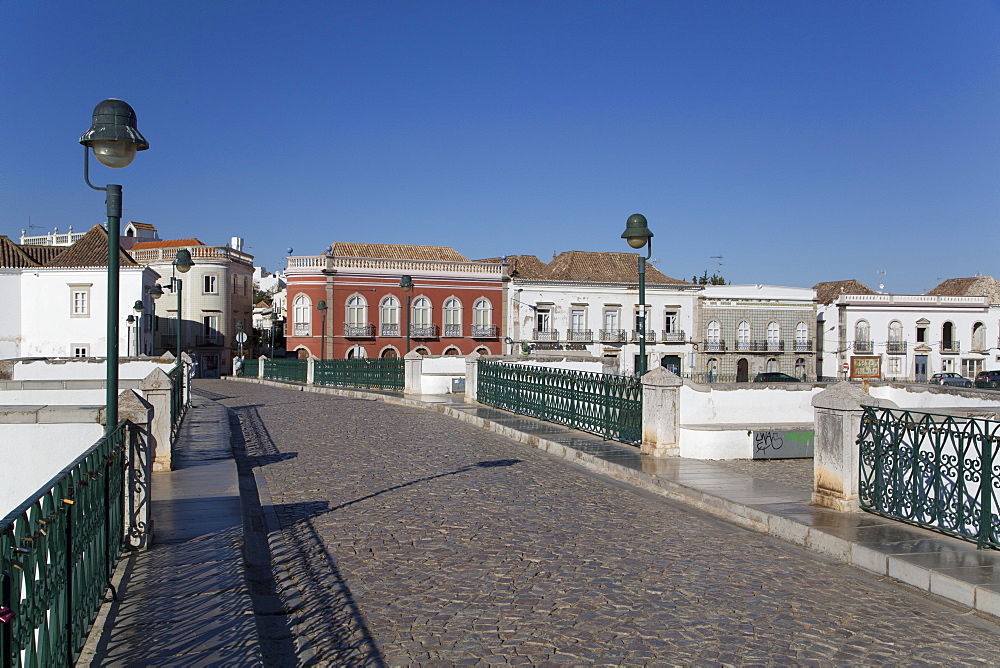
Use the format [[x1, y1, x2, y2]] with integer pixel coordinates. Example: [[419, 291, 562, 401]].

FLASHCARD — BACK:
[[404, 350, 423, 395], [640, 366, 683, 457], [811, 382, 897, 512], [139, 367, 174, 472], [464, 352, 480, 403]]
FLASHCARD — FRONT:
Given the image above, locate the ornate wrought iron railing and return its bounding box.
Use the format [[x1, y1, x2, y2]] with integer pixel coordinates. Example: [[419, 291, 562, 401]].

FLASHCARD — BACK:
[[314, 359, 404, 391], [940, 341, 961, 354], [859, 406, 1000, 549], [263, 358, 308, 383], [476, 361, 642, 446], [887, 341, 907, 354], [443, 324, 462, 338], [292, 323, 310, 337], [794, 340, 813, 352], [630, 330, 657, 343], [410, 325, 440, 338], [532, 330, 559, 342], [168, 363, 186, 438], [660, 331, 685, 342], [566, 329, 592, 342], [381, 323, 400, 337], [241, 358, 259, 378], [599, 329, 626, 342], [1, 422, 129, 667], [343, 324, 375, 338], [704, 341, 726, 352], [471, 324, 498, 338], [853, 340, 873, 353]]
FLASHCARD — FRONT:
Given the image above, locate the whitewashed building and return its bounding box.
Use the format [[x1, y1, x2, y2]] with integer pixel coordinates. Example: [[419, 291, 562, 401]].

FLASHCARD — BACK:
[[0, 225, 159, 359], [816, 277, 1000, 382]]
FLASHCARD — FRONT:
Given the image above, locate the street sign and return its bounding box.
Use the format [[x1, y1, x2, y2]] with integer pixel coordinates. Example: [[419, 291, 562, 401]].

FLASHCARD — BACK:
[[236, 332, 247, 344]]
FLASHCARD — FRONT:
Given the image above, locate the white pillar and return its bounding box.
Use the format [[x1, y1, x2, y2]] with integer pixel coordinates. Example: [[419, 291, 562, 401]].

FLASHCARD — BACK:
[[139, 368, 174, 472], [464, 352, 481, 403], [404, 350, 423, 395], [640, 366, 683, 457]]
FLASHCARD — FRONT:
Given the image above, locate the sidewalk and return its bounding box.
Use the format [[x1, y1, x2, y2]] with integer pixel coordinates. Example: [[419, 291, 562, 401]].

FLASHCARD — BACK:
[[79, 395, 262, 667]]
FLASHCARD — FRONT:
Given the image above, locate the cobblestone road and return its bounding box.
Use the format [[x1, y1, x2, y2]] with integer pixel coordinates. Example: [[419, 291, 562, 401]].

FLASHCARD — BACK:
[[199, 380, 1000, 665]]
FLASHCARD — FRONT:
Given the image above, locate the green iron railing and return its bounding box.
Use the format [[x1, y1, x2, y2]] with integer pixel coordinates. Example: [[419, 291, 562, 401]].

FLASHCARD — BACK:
[[168, 363, 186, 439], [859, 405, 1000, 549], [477, 360, 642, 445], [1, 422, 129, 668], [240, 358, 259, 378], [314, 359, 403, 391], [262, 358, 308, 383]]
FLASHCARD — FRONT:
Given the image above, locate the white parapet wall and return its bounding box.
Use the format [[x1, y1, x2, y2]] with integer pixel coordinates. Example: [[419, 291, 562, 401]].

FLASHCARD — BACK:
[[8, 357, 176, 381]]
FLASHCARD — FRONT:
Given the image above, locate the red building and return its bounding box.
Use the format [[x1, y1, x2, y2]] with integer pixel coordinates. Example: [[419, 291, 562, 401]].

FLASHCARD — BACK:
[[285, 243, 504, 359]]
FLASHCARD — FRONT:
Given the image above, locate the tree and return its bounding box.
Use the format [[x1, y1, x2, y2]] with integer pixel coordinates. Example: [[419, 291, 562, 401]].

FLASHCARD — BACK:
[[253, 281, 275, 305], [692, 270, 728, 285]]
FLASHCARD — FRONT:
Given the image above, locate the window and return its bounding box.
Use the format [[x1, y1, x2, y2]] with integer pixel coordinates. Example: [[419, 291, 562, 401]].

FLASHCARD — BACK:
[[571, 308, 585, 332], [888, 321, 902, 343], [795, 358, 807, 379], [293, 294, 311, 336], [964, 358, 984, 378], [69, 284, 92, 317], [164, 315, 177, 336], [443, 297, 462, 336], [72, 345, 89, 358], [380, 295, 400, 336], [942, 321, 955, 349], [664, 311, 677, 333], [203, 275, 218, 294], [536, 308, 551, 332], [972, 322, 986, 351], [707, 320, 720, 344], [855, 320, 870, 342], [243, 277, 249, 296], [916, 325, 927, 343], [233, 275, 239, 293], [412, 297, 431, 327], [603, 308, 620, 331], [346, 294, 368, 327], [795, 322, 808, 350], [473, 298, 492, 326], [766, 358, 778, 372], [767, 322, 780, 348], [203, 315, 219, 343], [737, 321, 750, 350], [346, 345, 367, 359], [706, 358, 719, 380]]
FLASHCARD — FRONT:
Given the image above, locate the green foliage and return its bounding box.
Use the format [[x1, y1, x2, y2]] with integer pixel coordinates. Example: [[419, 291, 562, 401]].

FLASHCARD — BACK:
[[253, 281, 275, 305], [692, 270, 728, 285]]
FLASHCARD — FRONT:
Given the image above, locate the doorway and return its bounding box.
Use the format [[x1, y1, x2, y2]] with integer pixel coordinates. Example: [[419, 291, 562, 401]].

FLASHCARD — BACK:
[[660, 355, 681, 375], [736, 358, 750, 383], [914, 355, 928, 382]]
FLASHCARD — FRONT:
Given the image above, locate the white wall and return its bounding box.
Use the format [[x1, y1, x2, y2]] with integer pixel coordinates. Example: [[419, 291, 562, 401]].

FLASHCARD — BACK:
[[0, 271, 21, 359], [0, 424, 104, 519], [679, 384, 820, 425], [12, 358, 174, 381]]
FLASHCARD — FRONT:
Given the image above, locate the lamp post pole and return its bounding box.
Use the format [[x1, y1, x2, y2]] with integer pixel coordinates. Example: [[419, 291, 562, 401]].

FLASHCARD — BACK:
[[621, 214, 654, 377], [126, 315, 135, 357], [149, 283, 164, 355], [80, 99, 148, 432], [317, 300, 328, 359], [133, 300, 144, 356], [400, 275, 413, 354]]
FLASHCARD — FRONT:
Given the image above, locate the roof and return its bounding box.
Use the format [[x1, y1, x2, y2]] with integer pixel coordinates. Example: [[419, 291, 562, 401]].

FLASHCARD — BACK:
[[479, 255, 551, 280], [19, 245, 68, 264], [43, 225, 139, 268], [330, 243, 468, 262], [129, 239, 206, 250], [127, 221, 157, 231], [545, 251, 688, 285], [813, 279, 876, 305], [0, 236, 40, 268], [927, 276, 1000, 305]]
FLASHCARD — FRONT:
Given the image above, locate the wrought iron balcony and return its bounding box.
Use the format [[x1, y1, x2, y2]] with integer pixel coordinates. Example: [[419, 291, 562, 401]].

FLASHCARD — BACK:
[[853, 340, 873, 354], [471, 324, 499, 338], [940, 341, 961, 354], [704, 340, 726, 352], [631, 330, 657, 343], [293, 323, 310, 337], [443, 324, 463, 337], [660, 330, 685, 343], [343, 323, 375, 338], [533, 329, 559, 341], [736, 341, 751, 351], [599, 329, 626, 342], [195, 335, 223, 347], [794, 340, 813, 352], [886, 341, 906, 354], [381, 323, 400, 337], [567, 329, 593, 342], [410, 324, 440, 338]]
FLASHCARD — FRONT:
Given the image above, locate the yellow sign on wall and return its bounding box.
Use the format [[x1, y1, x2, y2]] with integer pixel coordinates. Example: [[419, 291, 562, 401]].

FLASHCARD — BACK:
[[851, 356, 881, 379]]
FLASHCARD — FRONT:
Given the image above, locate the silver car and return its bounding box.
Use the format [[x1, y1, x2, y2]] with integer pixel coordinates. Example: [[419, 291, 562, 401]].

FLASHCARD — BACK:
[[930, 372, 972, 388]]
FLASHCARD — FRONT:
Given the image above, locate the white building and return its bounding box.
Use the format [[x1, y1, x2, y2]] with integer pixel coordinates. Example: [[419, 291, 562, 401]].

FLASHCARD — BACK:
[[495, 251, 701, 376], [0, 225, 159, 359], [816, 277, 1000, 382]]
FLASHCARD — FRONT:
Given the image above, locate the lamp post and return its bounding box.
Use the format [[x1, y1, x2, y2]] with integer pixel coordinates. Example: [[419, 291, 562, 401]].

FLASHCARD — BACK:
[[126, 315, 135, 357], [400, 275, 413, 354], [149, 283, 164, 355], [80, 98, 148, 432], [150, 250, 194, 359], [621, 213, 654, 377], [133, 299, 144, 355], [316, 300, 328, 358]]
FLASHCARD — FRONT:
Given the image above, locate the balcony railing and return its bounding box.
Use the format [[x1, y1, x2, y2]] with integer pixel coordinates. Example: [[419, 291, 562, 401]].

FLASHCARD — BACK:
[[381, 323, 400, 337], [195, 334, 223, 347], [472, 324, 499, 338], [533, 330, 559, 341], [887, 341, 907, 354], [344, 323, 375, 338], [599, 329, 626, 342], [410, 324, 440, 338], [660, 330, 685, 342], [794, 340, 813, 352], [631, 330, 657, 343], [567, 329, 593, 342], [443, 324, 463, 337], [853, 340, 873, 354], [704, 340, 726, 352], [293, 323, 310, 337], [941, 341, 961, 354]]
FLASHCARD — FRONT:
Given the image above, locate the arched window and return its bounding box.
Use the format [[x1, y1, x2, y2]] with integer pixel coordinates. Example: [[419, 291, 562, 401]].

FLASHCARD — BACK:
[[888, 320, 904, 353], [766, 358, 778, 372], [795, 358, 806, 379], [942, 321, 955, 350], [380, 347, 399, 359], [346, 345, 367, 359], [443, 346, 461, 355], [795, 322, 808, 350], [706, 358, 719, 382], [738, 321, 750, 350], [707, 321, 720, 346], [767, 322, 780, 350], [972, 322, 986, 351], [474, 298, 493, 336], [293, 294, 311, 336], [346, 294, 368, 328], [443, 297, 462, 337], [412, 297, 432, 328], [855, 320, 870, 342], [380, 295, 400, 336]]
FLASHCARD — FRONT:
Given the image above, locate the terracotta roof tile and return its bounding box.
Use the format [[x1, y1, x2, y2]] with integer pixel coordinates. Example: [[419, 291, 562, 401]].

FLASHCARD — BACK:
[[19, 245, 67, 264], [545, 251, 688, 284], [0, 237, 40, 268], [330, 243, 468, 262], [483, 254, 551, 279], [130, 239, 205, 250], [813, 279, 876, 305], [43, 225, 139, 268], [127, 221, 157, 230], [927, 276, 1000, 305]]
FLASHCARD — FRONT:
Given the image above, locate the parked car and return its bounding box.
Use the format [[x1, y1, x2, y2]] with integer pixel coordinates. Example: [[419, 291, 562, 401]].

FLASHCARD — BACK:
[[753, 372, 801, 383], [930, 372, 972, 388], [974, 370, 1000, 389]]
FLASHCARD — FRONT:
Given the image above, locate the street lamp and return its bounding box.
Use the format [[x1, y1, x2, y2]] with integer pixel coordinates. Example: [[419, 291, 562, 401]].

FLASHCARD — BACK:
[[133, 300, 144, 355], [399, 275, 413, 354], [80, 98, 148, 432], [316, 300, 328, 359], [621, 213, 654, 377], [126, 315, 136, 357], [150, 250, 194, 360], [149, 283, 164, 355]]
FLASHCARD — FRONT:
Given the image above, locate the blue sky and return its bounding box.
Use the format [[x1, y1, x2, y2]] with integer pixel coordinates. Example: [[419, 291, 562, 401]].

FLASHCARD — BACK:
[[3, 1, 998, 294]]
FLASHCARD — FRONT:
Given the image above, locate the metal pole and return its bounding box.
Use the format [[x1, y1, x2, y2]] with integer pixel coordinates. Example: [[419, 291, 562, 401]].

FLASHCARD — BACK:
[[106, 184, 122, 431], [321, 314, 326, 359], [637, 239, 651, 377], [405, 295, 411, 353], [150, 299, 156, 355]]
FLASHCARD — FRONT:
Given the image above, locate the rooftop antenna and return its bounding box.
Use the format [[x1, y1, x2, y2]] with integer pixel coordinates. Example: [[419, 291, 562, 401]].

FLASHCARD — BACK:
[[711, 255, 723, 266], [876, 269, 886, 293]]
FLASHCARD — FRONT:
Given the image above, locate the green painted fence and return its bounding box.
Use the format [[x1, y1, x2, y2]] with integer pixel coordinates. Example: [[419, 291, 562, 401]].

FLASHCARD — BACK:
[[477, 360, 642, 445], [263, 358, 308, 383], [859, 405, 1000, 549], [314, 359, 404, 391], [1, 422, 129, 667]]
